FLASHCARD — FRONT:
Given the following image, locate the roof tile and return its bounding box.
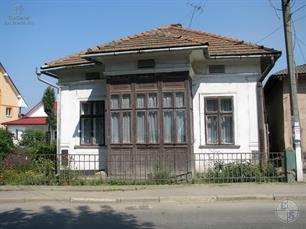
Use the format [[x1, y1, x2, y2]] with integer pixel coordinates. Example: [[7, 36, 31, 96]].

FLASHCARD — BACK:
[[44, 24, 280, 68]]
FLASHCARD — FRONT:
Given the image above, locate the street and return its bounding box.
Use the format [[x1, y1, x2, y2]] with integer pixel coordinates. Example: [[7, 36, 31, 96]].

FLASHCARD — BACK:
[[0, 200, 305, 229]]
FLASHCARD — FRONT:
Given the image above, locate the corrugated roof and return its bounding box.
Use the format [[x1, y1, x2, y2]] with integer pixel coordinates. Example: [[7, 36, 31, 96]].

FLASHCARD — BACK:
[[43, 24, 280, 68], [272, 64, 306, 76]]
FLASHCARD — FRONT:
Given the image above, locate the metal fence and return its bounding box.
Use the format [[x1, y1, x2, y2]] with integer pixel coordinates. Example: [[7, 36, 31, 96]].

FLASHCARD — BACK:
[[0, 151, 286, 185]]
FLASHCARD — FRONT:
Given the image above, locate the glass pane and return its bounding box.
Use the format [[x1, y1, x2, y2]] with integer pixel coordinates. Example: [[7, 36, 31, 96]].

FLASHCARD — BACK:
[[221, 115, 234, 144], [136, 112, 145, 143], [81, 102, 91, 115], [176, 111, 186, 143], [93, 117, 104, 145], [220, 98, 232, 112], [148, 111, 158, 143], [122, 112, 131, 143], [163, 93, 172, 108], [175, 93, 184, 108], [111, 95, 119, 109], [163, 111, 173, 143], [206, 116, 218, 144], [93, 102, 104, 115], [136, 94, 145, 108], [81, 118, 91, 144], [148, 93, 157, 108], [206, 99, 218, 112], [122, 94, 131, 109], [111, 112, 119, 143]]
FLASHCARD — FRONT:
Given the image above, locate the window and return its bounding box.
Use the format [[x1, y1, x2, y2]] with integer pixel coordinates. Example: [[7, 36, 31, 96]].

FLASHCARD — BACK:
[[163, 92, 186, 143], [135, 93, 159, 144], [205, 97, 234, 145], [208, 65, 225, 74], [109, 87, 187, 145], [80, 101, 105, 145], [110, 94, 132, 144], [6, 107, 12, 117]]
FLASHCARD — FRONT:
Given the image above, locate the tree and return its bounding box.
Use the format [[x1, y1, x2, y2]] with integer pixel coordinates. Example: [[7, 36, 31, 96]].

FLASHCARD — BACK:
[[42, 86, 56, 143], [0, 129, 14, 159]]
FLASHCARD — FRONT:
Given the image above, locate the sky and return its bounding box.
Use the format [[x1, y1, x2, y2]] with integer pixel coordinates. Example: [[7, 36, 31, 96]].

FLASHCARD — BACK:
[[0, 0, 305, 111]]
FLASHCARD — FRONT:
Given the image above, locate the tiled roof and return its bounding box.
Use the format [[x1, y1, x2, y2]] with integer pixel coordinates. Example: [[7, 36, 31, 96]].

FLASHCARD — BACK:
[[43, 24, 280, 68], [272, 64, 306, 76], [2, 117, 47, 126]]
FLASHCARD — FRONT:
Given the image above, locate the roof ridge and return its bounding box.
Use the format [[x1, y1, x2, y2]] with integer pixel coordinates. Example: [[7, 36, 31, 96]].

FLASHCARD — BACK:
[[167, 25, 275, 51]]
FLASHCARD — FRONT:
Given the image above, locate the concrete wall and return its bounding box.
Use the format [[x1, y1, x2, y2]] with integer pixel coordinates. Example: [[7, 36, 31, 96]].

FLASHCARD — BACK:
[[283, 77, 306, 155], [59, 78, 107, 170], [192, 58, 261, 171]]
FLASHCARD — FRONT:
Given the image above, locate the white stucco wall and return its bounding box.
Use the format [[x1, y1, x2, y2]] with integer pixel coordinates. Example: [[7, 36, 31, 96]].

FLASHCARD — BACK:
[[191, 59, 261, 171], [59, 80, 107, 171]]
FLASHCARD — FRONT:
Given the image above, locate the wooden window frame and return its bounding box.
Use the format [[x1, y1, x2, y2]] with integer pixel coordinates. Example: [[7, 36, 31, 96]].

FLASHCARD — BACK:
[[110, 94, 133, 144], [135, 92, 159, 145], [80, 101, 105, 146], [204, 96, 234, 145], [162, 91, 187, 144]]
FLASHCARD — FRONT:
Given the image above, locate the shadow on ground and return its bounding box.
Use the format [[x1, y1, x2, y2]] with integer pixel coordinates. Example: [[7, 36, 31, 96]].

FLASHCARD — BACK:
[[0, 205, 154, 229]]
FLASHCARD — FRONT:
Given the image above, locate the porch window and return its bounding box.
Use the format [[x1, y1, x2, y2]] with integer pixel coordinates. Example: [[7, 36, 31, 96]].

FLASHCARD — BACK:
[[80, 101, 105, 145], [110, 94, 132, 144], [135, 93, 159, 144], [205, 97, 234, 145], [163, 92, 186, 143]]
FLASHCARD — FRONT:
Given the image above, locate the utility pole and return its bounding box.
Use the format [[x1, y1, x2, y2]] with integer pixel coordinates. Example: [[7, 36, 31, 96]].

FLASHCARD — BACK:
[[282, 0, 303, 182]]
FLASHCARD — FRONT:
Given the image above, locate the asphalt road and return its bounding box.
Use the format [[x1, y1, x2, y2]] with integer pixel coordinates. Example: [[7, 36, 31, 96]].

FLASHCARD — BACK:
[[0, 200, 305, 229]]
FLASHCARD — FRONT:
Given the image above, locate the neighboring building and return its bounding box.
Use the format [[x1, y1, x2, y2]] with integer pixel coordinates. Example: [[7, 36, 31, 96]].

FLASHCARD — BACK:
[[2, 101, 56, 144], [0, 62, 27, 128], [39, 24, 280, 175], [265, 64, 306, 168]]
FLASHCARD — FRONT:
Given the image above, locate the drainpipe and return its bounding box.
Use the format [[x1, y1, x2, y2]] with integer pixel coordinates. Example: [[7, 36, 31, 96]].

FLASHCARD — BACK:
[[36, 68, 61, 175], [257, 54, 280, 165]]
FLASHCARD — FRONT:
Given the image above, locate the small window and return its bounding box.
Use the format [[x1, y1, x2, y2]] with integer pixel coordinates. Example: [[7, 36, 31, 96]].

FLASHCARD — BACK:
[[85, 72, 100, 80], [209, 65, 225, 74], [137, 59, 155, 69], [6, 107, 12, 117]]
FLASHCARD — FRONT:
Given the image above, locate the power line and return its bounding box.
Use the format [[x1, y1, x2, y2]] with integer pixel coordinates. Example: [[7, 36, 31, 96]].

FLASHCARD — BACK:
[[268, 0, 282, 20], [255, 15, 306, 44], [292, 19, 306, 63]]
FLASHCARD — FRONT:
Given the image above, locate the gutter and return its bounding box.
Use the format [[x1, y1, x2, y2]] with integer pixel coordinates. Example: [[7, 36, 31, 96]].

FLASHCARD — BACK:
[[36, 68, 61, 175], [81, 45, 209, 59]]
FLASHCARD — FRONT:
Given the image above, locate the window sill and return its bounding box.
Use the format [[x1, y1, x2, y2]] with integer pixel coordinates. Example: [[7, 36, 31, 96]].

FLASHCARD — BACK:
[[199, 145, 240, 149], [74, 145, 105, 149]]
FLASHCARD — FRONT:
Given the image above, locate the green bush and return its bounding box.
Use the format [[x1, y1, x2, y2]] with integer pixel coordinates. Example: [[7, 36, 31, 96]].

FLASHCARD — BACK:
[[20, 129, 47, 147], [0, 129, 14, 159], [194, 161, 280, 183]]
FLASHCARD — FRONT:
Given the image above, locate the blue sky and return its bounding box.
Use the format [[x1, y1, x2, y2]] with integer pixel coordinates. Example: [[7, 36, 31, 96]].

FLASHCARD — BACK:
[[0, 0, 305, 110]]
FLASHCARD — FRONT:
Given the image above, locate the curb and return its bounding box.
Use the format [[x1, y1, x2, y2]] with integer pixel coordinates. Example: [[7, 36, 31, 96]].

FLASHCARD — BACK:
[[0, 194, 305, 204]]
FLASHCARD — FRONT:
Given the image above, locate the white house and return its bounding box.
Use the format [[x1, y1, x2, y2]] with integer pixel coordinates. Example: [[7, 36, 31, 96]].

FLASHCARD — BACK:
[[38, 24, 280, 175], [3, 101, 52, 144]]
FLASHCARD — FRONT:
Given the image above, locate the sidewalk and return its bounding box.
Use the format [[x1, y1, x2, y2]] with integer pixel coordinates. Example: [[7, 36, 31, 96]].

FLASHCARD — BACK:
[[0, 183, 305, 204]]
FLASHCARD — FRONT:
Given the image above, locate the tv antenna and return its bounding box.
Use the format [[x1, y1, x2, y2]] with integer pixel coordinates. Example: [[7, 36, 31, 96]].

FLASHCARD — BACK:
[[187, 1, 206, 27]]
